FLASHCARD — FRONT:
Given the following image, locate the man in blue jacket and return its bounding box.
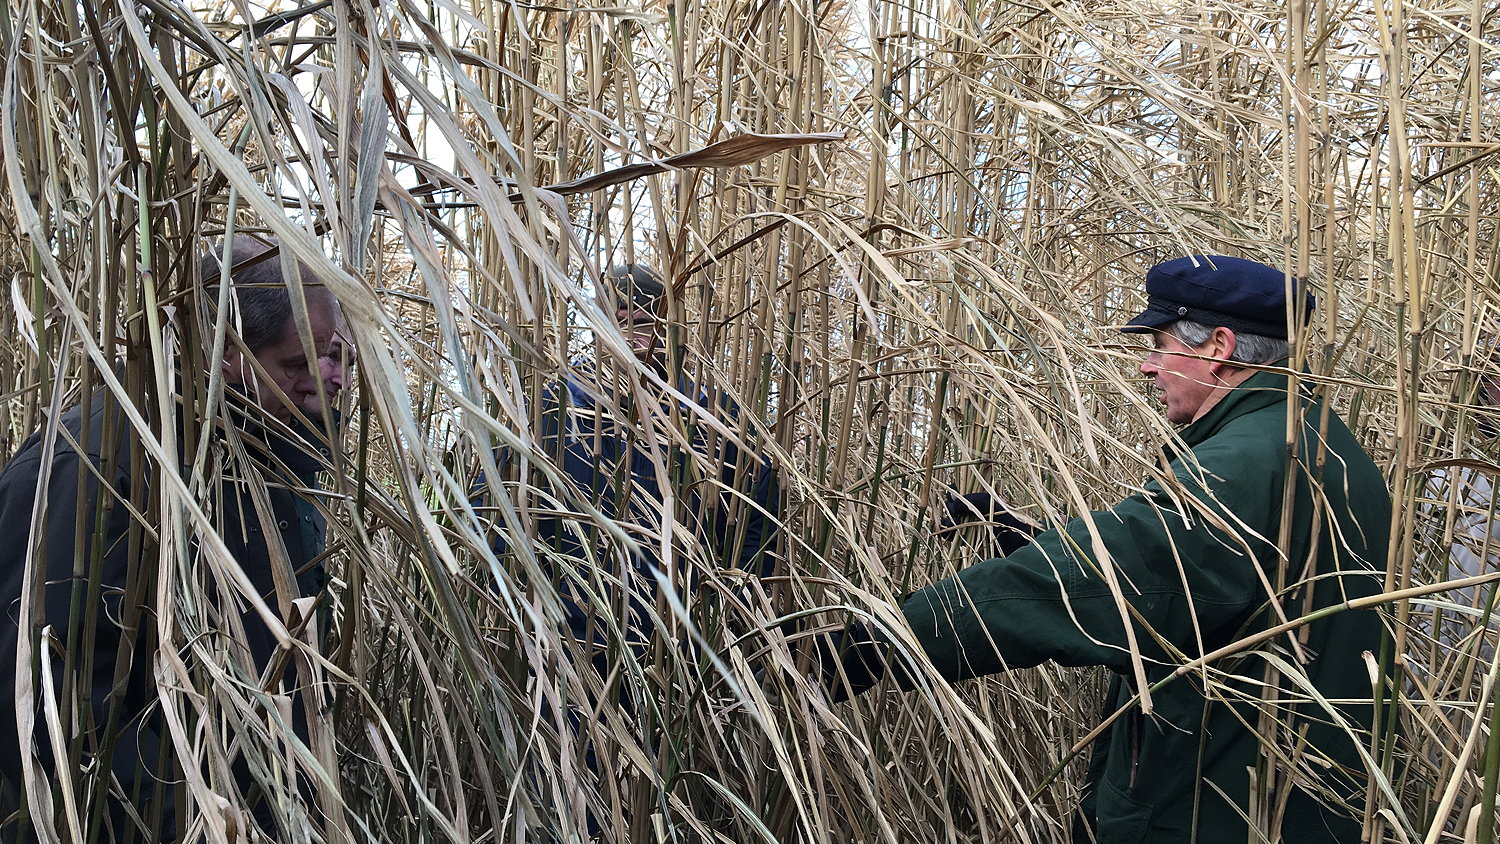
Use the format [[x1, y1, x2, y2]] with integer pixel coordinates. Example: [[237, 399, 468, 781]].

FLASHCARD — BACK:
[[497, 264, 780, 663]]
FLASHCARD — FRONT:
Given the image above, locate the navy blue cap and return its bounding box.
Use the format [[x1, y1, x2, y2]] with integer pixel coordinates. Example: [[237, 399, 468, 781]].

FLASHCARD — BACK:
[[1122, 255, 1314, 340]]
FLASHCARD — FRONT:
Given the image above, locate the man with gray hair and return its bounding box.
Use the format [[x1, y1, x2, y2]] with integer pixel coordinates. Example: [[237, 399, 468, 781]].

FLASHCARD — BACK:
[[208, 238, 348, 422], [0, 236, 351, 841], [823, 255, 1393, 843]]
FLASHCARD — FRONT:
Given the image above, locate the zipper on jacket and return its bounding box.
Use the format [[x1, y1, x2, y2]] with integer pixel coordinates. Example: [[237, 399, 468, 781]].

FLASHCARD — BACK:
[[1128, 709, 1143, 789]]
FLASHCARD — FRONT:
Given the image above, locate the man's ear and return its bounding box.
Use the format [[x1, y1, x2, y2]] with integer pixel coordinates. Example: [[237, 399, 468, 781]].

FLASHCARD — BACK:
[[1208, 326, 1238, 373], [221, 346, 245, 383]]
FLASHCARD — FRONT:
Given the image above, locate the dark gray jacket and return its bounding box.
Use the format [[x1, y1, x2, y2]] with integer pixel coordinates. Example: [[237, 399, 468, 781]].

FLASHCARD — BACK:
[[0, 390, 331, 841]]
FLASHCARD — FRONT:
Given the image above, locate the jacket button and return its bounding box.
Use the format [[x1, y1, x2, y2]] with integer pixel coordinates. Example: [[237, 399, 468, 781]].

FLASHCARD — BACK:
[[278, 520, 289, 530], [303, 516, 313, 522]]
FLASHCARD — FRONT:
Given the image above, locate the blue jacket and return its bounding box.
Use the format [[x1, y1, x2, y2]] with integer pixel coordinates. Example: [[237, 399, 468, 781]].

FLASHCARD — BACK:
[[495, 373, 780, 650]]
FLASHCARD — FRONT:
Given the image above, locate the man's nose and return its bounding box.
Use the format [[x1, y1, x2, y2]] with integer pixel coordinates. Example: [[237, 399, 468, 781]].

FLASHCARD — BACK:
[[319, 356, 347, 392]]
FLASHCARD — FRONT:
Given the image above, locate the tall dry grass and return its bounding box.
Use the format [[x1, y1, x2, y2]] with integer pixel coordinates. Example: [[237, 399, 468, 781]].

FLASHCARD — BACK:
[[0, 0, 1497, 841]]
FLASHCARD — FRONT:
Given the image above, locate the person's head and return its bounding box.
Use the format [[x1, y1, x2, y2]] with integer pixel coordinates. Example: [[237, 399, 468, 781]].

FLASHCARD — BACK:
[[202, 236, 344, 422], [1123, 255, 1310, 425], [603, 263, 667, 363]]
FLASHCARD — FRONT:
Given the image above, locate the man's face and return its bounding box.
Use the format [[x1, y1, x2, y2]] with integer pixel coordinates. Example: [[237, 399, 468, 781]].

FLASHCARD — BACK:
[[224, 300, 339, 423], [316, 315, 358, 412], [615, 305, 664, 363], [1139, 329, 1219, 426]]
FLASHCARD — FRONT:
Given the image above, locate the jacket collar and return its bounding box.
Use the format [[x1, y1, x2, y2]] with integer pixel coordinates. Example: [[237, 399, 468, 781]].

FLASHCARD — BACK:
[[1165, 363, 1295, 460], [564, 363, 705, 410], [207, 392, 337, 483], [1178, 366, 1292, 445]]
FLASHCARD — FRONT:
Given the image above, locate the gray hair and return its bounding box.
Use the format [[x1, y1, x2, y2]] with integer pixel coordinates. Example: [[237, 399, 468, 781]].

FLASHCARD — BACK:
[[200, 236, 333, 352], [1167, 319, 1288, 365]]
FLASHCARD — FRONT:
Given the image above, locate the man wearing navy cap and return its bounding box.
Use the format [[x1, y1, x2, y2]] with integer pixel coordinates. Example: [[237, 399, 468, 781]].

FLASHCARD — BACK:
[[605, 262, 671, 364], [827, 255, 1392, 843]]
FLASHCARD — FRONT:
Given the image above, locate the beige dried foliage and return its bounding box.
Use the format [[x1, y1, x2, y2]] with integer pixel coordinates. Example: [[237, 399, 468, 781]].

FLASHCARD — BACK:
[[0, 0, 1497, 841]]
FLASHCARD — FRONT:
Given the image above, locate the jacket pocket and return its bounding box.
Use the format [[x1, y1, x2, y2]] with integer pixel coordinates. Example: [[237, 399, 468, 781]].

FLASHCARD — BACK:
[[1094, 777, 1153, 844]]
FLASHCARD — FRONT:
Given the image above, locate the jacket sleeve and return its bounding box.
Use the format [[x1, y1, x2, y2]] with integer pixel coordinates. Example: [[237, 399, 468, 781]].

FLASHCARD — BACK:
[[697, 389, 781, 575], [902, 432, 1286, 680], [0, 444, 163, 813], [732, 457, 781, 577], [486, 383, 580, 559]]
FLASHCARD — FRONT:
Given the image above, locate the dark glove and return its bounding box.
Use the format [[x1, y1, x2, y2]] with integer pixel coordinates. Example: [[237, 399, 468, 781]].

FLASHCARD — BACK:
[[940, 491, 1043, 557], [810, 622, 891, 703]]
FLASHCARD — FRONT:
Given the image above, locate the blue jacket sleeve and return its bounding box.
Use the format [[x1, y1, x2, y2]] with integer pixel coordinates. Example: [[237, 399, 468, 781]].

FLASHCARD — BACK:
[[733, 457, 781, 577]]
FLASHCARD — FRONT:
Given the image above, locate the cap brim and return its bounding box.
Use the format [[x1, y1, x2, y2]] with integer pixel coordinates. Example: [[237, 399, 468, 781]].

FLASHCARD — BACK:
[[1119, 309, 1177, 334]]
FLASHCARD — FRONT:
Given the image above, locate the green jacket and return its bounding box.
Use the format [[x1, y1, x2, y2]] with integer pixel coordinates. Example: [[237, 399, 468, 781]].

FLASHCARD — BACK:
[[903, 368, 1391, 843]]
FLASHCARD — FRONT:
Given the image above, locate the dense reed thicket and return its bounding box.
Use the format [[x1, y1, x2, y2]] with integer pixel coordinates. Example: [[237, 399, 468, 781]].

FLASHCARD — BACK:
[[1, 0, 1497, 840]]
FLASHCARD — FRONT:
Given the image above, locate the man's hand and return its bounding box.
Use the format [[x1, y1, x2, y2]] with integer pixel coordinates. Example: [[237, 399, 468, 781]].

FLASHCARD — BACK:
[[813, 622, 890, 703], [939, 491, 1044, 557]]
